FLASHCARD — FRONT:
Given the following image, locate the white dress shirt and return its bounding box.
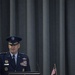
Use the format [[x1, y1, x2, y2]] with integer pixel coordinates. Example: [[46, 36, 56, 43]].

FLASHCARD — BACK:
[[10, 52, 18, 64]]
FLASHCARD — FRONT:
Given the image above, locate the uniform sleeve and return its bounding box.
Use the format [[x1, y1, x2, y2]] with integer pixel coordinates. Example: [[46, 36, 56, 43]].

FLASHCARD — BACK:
[[26, 56, 31, 71]]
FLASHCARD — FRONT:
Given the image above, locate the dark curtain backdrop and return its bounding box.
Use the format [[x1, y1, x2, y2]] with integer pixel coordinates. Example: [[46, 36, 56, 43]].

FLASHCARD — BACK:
[[0, 0, 75, 75]]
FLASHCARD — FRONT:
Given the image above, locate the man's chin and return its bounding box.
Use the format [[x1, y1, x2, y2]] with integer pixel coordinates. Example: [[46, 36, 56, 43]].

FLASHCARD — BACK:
[[11, 51, 16, 54]]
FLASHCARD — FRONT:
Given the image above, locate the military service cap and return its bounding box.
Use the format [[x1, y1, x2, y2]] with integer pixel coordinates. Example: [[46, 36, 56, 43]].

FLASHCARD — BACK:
[[6, 36, 22, 46]]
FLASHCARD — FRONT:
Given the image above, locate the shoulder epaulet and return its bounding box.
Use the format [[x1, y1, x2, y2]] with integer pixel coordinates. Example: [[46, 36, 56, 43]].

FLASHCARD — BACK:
[[20, 53, 24, 54], [20, 52, 25, 55]]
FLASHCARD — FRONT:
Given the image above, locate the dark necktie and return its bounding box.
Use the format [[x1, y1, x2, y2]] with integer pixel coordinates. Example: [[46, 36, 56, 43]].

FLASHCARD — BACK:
[[12, 54, 15, 66]]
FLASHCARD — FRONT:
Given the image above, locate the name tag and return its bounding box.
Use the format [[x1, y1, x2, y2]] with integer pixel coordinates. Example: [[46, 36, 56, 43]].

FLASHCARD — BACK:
[[4, 64, 9, 66]]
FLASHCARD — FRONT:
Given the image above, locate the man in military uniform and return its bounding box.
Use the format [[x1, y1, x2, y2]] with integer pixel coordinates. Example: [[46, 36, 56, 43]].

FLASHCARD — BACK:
[[0, 36, 31, 75]]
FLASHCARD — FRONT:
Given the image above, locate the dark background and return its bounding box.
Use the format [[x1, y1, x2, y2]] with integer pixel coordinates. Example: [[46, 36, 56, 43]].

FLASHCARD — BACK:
[[0, 0, 75, 75]]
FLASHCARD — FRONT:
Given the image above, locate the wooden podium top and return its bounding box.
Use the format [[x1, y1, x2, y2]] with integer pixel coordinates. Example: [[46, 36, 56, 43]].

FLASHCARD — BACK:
[[8, 71, 41, 75]]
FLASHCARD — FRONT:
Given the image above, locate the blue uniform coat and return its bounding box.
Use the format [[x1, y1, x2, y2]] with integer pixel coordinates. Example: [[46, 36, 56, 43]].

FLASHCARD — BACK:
[[0, 52, 31, 75]]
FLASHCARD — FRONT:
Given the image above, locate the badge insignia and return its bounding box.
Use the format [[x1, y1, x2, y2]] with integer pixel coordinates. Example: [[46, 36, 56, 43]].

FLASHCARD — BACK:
[[20, 61, 27, 66], [5, 67, 8, 71], [4, 60, 9, 66], [22, 58, 26, 61], [5, 60, 9, 63], [22, 68, 25, 72], [15, 70, 16, 72], [11, 37, 15, 40]]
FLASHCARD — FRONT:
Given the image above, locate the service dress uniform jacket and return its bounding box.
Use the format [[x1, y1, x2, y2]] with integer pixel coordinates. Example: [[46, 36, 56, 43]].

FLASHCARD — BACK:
[[0, 52, 31, 75]]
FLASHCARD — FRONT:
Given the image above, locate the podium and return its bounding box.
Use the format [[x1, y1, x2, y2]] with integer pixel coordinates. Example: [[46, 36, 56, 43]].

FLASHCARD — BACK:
[[8, 72, 41, 75]]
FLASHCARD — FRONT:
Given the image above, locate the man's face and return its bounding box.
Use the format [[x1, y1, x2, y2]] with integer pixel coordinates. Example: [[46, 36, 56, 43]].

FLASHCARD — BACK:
[[8, 42, 20, 54]]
